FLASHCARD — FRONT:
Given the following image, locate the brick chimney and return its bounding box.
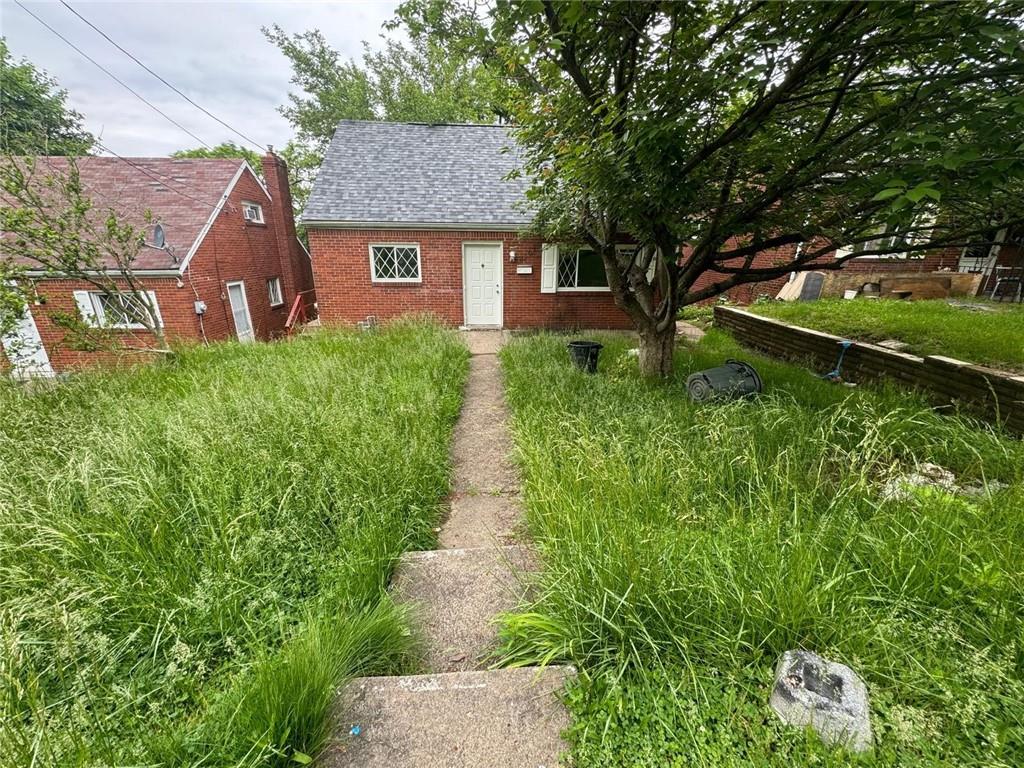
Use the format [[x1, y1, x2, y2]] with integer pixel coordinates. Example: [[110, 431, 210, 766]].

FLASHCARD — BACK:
[[261, 148, 313, 302]]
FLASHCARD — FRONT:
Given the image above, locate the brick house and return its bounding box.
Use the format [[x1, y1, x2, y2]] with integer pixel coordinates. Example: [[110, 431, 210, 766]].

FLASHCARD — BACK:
[[2, 152, 315, 376], [796, 222, 1024, 301], [303, 120, 798, 330]]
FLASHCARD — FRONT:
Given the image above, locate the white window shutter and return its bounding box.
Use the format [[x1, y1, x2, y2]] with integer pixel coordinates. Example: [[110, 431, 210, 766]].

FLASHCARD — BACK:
[[540, 244, 558, 293], [145, 291, 164, 328], [645, 247, 658, 284], [73, 290, 99, 327]]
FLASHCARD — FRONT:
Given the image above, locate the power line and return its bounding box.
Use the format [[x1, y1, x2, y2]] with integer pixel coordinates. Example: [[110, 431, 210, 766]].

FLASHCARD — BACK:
[[20, 117, 235, 212], [60, 1, 267, 153], [13, 0, 213, 150], [92, 139, 230, 212]]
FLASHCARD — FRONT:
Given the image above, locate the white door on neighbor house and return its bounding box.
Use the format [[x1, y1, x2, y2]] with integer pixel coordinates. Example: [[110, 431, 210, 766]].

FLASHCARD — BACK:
[[1, 304, 54, 379], [463, 242, 503, 327], [226, 281, 255, 342]]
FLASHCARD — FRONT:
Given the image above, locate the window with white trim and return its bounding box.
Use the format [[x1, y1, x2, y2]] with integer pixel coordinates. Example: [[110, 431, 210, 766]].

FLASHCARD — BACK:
[[242, 201, 264, 224], [267, 277, 283, 307], [86, 291, 160, 329], [370, 244, 421, 282], [848, 216, 933, 260]]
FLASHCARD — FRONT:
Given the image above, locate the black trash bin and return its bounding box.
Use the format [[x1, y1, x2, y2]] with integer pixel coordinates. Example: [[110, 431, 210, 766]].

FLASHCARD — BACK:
[[567, 340, 603, 373], [686, 359, 763, 402]]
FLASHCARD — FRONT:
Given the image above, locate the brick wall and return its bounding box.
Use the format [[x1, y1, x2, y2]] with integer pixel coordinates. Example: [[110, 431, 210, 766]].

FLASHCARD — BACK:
[[714, 306, 1024, 434], [184, 168, 295, 343], [839, 246, 960, 273], [25, 276, 191, 371], [11, 158, 311, 374], [307, 228, 634, 329], [684, 241, 800, 305]]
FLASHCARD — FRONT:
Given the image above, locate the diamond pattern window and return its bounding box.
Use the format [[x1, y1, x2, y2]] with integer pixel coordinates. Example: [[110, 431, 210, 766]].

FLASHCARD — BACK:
[[371, 244, 421, 282], [91, 292, 156, 329]]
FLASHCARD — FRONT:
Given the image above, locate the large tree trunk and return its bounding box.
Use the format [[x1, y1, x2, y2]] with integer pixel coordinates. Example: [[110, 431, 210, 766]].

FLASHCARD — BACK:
[[638, 323, 675, 378]]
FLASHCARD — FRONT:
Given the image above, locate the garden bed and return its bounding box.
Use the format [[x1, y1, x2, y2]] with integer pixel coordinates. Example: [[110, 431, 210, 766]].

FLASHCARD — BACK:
[[0, 322, 468, 766], [748, 298, 1024, 373], [499, 330, 1024, 767]]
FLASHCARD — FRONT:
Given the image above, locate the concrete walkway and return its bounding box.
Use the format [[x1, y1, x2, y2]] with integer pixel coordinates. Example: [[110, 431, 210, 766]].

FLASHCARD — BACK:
[[323, 330, 571, 767]]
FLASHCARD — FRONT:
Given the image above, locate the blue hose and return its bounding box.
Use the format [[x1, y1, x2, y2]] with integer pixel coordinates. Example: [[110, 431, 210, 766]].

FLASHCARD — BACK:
[[822, 340, 854, 381]]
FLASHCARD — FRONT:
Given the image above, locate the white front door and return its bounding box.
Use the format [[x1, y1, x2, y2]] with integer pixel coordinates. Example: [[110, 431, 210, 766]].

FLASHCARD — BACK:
[[463, 242, 503, 327], [226, 281, 255, 342], [1, 304, 54, 379]]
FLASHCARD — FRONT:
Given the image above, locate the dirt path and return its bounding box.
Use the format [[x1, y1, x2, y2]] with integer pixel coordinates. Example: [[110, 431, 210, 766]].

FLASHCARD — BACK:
[[442, 331, 522, 548]]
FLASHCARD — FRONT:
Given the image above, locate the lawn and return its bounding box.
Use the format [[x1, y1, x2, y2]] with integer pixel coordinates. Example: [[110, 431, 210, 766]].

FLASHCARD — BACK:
[[499, 330, 1024, 767], [748, 298, 1024, 372], [0, 322, 468, 767]]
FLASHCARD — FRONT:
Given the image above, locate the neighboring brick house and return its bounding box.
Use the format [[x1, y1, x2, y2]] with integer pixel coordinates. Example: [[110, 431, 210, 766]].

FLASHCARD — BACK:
[[2, 152, 314, 376], [303, 121, 796, 330], [822, 222, 1022, 300]]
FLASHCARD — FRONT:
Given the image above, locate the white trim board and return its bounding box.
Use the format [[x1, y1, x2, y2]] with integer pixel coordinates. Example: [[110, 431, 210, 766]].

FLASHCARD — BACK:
[[175, 162, 248, 276], [241, 160, 272, 201]]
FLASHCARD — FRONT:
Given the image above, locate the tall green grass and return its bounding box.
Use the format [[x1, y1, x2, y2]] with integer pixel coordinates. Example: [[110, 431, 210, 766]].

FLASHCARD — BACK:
[[750, 298, 1024, 372], [0, 321, 468, 766], [500, 330, 1024, 766]]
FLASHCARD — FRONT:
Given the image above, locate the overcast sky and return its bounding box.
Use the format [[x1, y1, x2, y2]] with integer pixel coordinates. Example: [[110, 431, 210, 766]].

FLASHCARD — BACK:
[[1, 0, 400, 155]]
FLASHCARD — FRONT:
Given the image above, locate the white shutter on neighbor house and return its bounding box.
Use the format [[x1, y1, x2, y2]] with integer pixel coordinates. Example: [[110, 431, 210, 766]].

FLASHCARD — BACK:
[[540, 244, 558, 293], [72, 290, 99, 327], [145, 291, 164, 328]]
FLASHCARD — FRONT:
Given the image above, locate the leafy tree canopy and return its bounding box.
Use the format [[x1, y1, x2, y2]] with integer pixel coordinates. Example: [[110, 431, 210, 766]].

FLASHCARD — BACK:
[[398, 0, 1024, 375], [171, 140, 317, 234], [171, 142, 262, 173], [264, 25, 503, 150], [0, 38, 94, 156], [1, 158, 166, 351]]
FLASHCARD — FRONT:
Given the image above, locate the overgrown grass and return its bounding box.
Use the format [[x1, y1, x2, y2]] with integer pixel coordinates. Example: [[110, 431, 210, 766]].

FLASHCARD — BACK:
[[0, 321, 468, 766], [500, 330, 1024, 766], [750, 298, 1024, 371]]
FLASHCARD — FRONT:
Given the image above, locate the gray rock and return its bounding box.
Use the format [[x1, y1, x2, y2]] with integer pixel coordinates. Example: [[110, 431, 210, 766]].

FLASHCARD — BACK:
[[877, 339, 910, 351], [770, 650, 873, 753], [960, 479, 1010, 497], [881, 462, 958, 501]]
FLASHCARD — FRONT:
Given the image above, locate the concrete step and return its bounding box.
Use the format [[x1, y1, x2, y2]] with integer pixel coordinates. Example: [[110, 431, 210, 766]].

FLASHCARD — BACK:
[[322, 666, 574, 768], [393, 546, 535, 673]]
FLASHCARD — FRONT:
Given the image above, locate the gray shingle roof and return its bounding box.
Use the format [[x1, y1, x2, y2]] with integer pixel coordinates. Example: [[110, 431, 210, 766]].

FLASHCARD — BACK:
[[302, 120, 532, 227]]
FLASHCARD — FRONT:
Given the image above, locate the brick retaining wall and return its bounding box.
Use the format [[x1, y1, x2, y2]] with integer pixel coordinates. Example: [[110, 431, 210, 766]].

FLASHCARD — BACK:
[[714, 306, 1024, 434]]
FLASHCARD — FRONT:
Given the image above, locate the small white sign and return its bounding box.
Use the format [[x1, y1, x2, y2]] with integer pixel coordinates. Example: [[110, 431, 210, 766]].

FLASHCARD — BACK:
[[516, 265, 533, 274]]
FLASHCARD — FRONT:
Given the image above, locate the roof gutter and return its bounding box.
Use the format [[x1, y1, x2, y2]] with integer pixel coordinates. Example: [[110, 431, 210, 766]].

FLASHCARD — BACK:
[[22, 268, 183, 278], [301, 219, 531, 232]]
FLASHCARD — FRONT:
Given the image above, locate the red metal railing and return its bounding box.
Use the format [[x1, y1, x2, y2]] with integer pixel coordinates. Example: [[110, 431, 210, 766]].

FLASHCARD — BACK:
[[285, 289, 317, 334]]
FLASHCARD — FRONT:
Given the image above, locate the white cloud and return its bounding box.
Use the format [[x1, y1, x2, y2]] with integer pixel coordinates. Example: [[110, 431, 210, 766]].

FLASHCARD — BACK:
[[1, 0, 400, 155]]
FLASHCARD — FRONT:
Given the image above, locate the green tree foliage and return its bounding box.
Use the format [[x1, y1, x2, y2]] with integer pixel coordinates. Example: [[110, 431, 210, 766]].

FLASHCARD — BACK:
[[0, 38, 94, 156], [399, 1, 1024, 375], [1, 158, 167, 351], [171, 141, 262, 173], [263, 23, 504, 229], [171, 140, 317, 234], [264, 25, 502, 150]]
